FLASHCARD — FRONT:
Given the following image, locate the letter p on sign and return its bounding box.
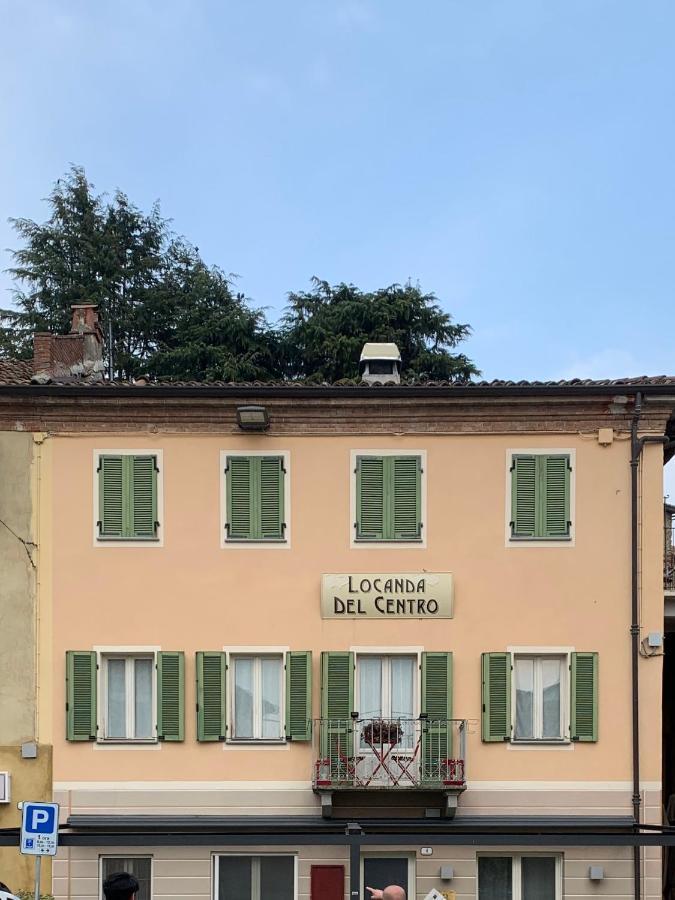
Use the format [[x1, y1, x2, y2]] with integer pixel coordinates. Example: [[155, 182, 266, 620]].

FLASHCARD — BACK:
[[30, 808, 52, 831]]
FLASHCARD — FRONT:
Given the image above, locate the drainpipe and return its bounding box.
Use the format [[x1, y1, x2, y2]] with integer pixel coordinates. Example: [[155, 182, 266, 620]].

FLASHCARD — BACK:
[[630, 394, 671, 900], [630, 393, 643, 900]]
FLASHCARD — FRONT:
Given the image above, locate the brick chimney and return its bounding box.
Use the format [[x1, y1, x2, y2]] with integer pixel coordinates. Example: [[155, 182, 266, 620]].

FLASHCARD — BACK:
[[32, 304, 105, 383]]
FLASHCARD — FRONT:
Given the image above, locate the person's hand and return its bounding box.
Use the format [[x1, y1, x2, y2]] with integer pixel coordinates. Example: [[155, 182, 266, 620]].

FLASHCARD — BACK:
[[366, 888, 383, 900]]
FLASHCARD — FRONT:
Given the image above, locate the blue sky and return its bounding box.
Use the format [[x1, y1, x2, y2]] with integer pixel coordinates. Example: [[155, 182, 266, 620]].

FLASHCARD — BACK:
[[1, 0, 673, 492]]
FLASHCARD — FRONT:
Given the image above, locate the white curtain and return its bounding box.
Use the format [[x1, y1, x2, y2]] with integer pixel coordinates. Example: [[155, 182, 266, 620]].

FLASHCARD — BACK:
[[261, 658, 281, 739], [234, 658, 254, 738], [107, 659, 126, 738], [134, 659, 153, 738]]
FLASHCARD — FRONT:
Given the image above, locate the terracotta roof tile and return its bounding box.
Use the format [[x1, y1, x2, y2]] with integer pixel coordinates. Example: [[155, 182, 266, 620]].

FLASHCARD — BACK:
[[0, 359, 674, 390], [0, 359, 33, 384]]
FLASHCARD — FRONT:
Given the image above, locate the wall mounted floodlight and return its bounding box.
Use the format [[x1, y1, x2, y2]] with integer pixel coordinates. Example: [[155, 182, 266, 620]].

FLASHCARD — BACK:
[[236, 405, 269, 431]]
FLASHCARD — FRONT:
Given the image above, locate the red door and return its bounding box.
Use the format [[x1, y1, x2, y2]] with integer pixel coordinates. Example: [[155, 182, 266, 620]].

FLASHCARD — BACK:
[[311, 865, 344, 900]]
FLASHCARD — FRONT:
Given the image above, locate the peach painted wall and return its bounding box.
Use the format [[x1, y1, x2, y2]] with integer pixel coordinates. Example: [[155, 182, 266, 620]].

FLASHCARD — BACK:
[[48, 431, 664, 785]]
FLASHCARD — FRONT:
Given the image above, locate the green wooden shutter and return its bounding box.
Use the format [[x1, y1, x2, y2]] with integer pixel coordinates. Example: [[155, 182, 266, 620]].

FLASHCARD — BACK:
[[511, 455, 537, 537], [227, 456, 253, 539], [259, 456, 285, 540], [286, 651, 312, 741], [66, 651, 97, 741], [542, 455, 571, 538], [98, 456, 124, 537], [356, 456, 385, 540], [157, 651, 184, 741], [392, 456, 422, 540], [482, 652, 511, 741], [130, 455, 158, 538], [320, 652, 354, 777], [196, 651, 226, 741], [421, 652, 453, 782], [570, 652, 598, 742]]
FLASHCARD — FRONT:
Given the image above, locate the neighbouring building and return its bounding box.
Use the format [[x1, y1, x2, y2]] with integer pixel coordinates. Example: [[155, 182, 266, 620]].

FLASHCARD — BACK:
[[0, 312, 674, 900]]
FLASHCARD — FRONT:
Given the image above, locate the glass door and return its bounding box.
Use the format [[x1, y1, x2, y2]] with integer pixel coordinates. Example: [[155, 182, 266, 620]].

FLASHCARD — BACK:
[[363, 857, 409, 900]]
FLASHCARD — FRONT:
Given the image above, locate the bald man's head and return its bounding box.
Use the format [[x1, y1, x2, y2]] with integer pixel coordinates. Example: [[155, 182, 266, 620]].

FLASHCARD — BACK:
[[382, 886, 406, 900]]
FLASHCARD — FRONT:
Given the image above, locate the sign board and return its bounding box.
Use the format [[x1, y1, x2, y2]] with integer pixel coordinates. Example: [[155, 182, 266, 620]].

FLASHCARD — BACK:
[[321, 573, 453, 619], [20, 802, 59, 856], [424, 890, 448, 900], [0, 772, 9, 803]]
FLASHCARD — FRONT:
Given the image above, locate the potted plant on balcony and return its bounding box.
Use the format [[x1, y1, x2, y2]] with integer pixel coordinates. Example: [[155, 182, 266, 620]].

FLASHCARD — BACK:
[[363, 719, 402, 745]]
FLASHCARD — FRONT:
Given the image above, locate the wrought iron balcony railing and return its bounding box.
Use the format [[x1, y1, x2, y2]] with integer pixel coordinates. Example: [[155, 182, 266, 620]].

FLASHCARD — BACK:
[[313, 717, 466, 790]]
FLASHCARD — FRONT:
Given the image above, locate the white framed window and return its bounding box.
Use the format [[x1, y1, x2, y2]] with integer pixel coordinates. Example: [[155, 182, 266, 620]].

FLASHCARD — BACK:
[[478, 854, 562, 900], [349, 449, 427, 549], [100, 856, 152, 900], [93, 449, 164, 548], [356, 653, 417, 750], [513, 654, 567, 742], [220, 450, 291, 550], [100, 653, 156, 742], [214, 854, 296, 900], [230, 654, 284, 741], [504, 448, 575, 548]]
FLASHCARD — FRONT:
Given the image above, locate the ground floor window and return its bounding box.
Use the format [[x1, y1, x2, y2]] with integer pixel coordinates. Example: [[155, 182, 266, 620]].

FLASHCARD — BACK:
[[514, 655, 566, 741], [357, 654, 416, 749], [216, 855, 295, 900], [478, 854, 560, 900], [100, 856, 151, 900], [231, 655, 284, 741], [103, 654, 155, 740]]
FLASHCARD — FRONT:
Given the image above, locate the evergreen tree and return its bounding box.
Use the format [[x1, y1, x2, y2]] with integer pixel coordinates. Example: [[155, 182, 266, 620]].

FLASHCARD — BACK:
[[1, 167, 278, 381], [144, 241, 281, 382], [2, 168, 478, 384], [279, 278, 478, 382]]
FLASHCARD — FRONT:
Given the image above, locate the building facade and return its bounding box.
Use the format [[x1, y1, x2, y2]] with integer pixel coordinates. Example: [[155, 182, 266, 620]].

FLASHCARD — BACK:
[[0, 332, 673, 900], [0, 359, 52, 891]]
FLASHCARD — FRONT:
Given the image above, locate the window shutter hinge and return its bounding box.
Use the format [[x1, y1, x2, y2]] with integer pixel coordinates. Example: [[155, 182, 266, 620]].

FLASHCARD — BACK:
[[224, 465, 229, 473], [509, 462, 515, 472], [281, 465, 287, 474]]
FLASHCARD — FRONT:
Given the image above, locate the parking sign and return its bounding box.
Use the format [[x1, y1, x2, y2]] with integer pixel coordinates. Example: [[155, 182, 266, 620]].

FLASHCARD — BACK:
[[20, 802, 60, 856]]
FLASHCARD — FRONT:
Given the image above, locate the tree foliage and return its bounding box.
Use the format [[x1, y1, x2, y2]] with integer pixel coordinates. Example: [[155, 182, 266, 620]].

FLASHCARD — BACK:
[[2, 167, 477, 383], [279, 278, 478, 382], [1, 167, 276, 381]]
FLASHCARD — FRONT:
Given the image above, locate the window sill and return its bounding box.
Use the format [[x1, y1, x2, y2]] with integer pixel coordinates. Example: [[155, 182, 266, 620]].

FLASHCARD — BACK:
[[509, 739, 571, 747], [96, 739, 159, 746], [96, 537, 160, 543], [509, 535, 571, 542], [226, 739, 287, 746], [354, 538, 423, 544], [225, 539, 287, 544]]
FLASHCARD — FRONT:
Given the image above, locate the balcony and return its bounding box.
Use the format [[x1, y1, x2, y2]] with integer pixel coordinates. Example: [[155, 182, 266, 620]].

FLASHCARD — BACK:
[[313, 716, 467, 817]]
